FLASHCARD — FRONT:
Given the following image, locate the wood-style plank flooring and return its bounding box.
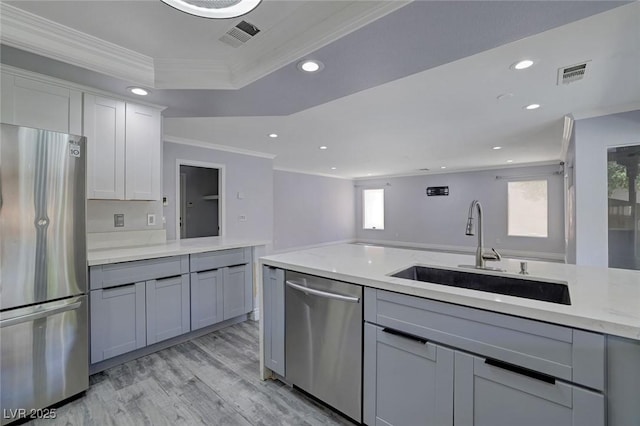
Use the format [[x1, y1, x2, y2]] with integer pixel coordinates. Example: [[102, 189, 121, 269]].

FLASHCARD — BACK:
[[28, 321, 354, 426]]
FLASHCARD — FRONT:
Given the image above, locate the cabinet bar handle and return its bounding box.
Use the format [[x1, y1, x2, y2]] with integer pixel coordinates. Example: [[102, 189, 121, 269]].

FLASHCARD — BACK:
[[484, 358, 556, 384], [382, 327, 427, 344]]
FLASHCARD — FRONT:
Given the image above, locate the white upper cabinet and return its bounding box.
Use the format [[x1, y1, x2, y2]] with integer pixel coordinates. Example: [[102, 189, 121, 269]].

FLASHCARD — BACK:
[[125, 103, 161, 201], [84, 95, 161, 201], [84, 94, 126, 200], [1, 73, 82, 135]]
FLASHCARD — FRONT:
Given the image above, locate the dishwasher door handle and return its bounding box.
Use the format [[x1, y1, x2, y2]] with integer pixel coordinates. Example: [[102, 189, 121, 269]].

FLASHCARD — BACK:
[[285, 280, 360, 303]]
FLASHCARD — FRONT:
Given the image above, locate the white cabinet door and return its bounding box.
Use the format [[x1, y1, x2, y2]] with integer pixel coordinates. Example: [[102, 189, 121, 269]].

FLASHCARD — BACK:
[[1, 73, 82, 135], [125, 103, 161, 200], [84, 94, 126, 199]]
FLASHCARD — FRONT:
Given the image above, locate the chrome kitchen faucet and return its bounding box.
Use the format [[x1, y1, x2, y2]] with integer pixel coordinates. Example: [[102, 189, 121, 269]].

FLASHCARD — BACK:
[[465, 200, 502, 269]]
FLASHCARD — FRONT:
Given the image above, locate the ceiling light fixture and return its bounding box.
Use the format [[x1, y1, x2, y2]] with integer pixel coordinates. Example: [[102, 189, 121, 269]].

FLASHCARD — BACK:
[[319, 146, 328, 150], [297, 60, 324, 73], [331, 167, 337, 170], [492, 146, 502, 150], [268, 133, 278, 138], [524, 103, 541, 110], [511, 59, 535, 70], [128, 87, 149, 96], [161, 0, 261, 19], [440, 166, 447, 169], [507, 159, 514, 163]]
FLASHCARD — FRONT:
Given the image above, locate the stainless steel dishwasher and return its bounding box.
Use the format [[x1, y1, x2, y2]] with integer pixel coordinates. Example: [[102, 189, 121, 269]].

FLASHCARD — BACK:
[[285, 271, 363, 423]]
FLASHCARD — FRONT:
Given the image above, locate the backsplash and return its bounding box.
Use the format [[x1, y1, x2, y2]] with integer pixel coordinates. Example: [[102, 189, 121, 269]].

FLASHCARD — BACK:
[[86, 200, 164, 233]]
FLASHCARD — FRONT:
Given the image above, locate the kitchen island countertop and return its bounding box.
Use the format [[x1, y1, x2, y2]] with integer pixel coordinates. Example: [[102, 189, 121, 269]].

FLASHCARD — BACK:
[[260, 243, 640, 340], [88, 236, 269, 266]]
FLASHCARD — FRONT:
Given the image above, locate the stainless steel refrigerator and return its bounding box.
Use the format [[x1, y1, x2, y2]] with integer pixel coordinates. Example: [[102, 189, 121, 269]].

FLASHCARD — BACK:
[[0, 124, 88, 424]]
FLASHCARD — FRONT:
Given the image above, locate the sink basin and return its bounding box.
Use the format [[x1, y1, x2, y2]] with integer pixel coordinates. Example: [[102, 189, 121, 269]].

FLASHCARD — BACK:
[[391, 266, 571, 305]]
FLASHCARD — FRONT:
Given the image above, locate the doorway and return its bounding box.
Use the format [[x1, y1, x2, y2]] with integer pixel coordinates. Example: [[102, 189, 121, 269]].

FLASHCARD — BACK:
[[176, 160, 224, 239]]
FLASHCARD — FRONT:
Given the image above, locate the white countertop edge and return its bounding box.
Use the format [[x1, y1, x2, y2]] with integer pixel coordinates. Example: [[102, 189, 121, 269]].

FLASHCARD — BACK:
[[89, 239, 270, 266], [259, 258, 640, 341]]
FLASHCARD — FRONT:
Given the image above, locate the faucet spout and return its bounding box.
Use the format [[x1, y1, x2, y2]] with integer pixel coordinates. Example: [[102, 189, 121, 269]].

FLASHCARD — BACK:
[[465, 200, 489, 268]]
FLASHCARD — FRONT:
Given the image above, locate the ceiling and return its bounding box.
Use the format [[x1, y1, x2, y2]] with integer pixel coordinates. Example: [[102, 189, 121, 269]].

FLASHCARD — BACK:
[[1, 1, 639, 178]]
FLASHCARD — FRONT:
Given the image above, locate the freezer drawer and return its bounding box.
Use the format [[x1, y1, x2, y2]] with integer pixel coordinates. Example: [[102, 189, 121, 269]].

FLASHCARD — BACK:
[[285, 271, 363, 423], [0, 295, 88, 425]]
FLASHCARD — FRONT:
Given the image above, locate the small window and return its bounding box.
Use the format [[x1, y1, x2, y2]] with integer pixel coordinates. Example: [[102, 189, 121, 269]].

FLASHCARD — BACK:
[[363, 188, 384, 230], [508, 180, 548, 237]]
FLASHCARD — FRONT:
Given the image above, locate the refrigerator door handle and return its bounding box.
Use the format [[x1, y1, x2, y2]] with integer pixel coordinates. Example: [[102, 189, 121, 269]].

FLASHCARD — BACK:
[[0, 298, 82, 328]]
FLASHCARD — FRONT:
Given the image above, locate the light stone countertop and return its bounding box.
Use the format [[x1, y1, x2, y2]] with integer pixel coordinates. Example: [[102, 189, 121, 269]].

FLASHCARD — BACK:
[[260, 243, 640, 340], [88, 236, 269, 266]]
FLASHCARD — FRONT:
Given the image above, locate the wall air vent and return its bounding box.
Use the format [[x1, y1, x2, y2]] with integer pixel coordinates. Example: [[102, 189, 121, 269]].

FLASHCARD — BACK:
[[419, 168, 430, 171], [219, 20, 260, 48], [557, 61, 590, 85]]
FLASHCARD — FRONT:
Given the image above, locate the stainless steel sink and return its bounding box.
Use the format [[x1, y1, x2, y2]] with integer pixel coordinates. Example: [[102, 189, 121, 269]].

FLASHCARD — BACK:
[[391, 265, 571, 305]]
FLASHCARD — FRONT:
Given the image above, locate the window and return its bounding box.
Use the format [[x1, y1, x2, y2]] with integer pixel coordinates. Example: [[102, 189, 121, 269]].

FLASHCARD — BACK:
[[363, 188, 384, 230], [507, 180, 548, 237]]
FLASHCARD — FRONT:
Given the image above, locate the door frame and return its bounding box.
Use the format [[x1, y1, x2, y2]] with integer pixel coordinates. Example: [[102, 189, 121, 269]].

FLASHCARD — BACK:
[[175, 159, 225, 239]]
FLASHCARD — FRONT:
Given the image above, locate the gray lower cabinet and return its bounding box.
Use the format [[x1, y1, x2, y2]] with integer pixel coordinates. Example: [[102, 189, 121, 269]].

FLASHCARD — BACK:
[[453, 351, 604, 426], [191, 264, 253, 329], [146, 274, 191, 345], [263, 266, 285, 376], [90, 282, 146, 364], [223, 264, 253, 320], [190, 269, 224, 330], [363, 323, 454, 426]]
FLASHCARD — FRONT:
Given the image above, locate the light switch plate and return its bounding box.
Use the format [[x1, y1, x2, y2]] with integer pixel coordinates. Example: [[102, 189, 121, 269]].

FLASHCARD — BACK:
[[238, 214, 247, 222], [114, 214, 124, 228], [147, 214, 156, 226]]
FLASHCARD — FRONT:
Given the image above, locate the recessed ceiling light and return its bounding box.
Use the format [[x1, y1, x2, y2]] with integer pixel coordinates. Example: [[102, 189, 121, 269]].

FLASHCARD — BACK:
[[440, 166, 447, 169], [268, 133, 278, 138], [524, 103, 541, 110], [367, 173, 372, 176], [511, 59, 535, 70], [331, 167, 337, 170], [507, 159, 514, 163], [128, 87, 149, 96], [297, 60, 324, 73], [319, 146, 328, 150], [493, 146, 502, 150], [161, 0, 261, 19]]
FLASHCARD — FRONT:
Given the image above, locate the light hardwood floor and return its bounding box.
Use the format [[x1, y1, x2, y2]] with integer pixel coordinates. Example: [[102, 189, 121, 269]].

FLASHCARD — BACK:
[[28, 321, 354, 426]]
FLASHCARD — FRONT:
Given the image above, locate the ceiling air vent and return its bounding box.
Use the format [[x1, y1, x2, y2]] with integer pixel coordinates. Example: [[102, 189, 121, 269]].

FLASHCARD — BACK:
[[219, 20, 260, 48], [418, 168, 430, 171], [557, 61, 590, 85]]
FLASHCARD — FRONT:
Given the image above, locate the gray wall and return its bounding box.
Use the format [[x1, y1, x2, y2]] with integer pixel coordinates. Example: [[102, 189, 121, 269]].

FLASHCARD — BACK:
[[573, 110, 640, 267], [163, 141, 274, 242], [355, 165, 565, 259], [87, 200, 164, 233], [273, 170, 355, 251]]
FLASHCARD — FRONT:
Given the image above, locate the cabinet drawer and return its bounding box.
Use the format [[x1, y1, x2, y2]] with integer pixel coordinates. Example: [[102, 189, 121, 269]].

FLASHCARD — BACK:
[[189, 248, 249, 272], [365, 288, 604, 391], [90, 255, 189, 290]]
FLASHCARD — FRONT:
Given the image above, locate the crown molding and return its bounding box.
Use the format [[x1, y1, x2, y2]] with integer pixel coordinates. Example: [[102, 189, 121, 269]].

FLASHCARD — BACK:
[[0, 3, 154, 87], [230, 1, 411, 88], [0, 64, 167, 110], [164, 135, 276, 160], [352, 161, 561, 181], [273, 167, 353, 180]]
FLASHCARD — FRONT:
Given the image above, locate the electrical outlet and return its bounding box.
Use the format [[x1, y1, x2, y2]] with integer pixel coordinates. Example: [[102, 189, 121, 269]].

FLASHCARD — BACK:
[[238, 214, 247, 222], [147, 214, 156, 226], [114, 214, 124, 228]]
